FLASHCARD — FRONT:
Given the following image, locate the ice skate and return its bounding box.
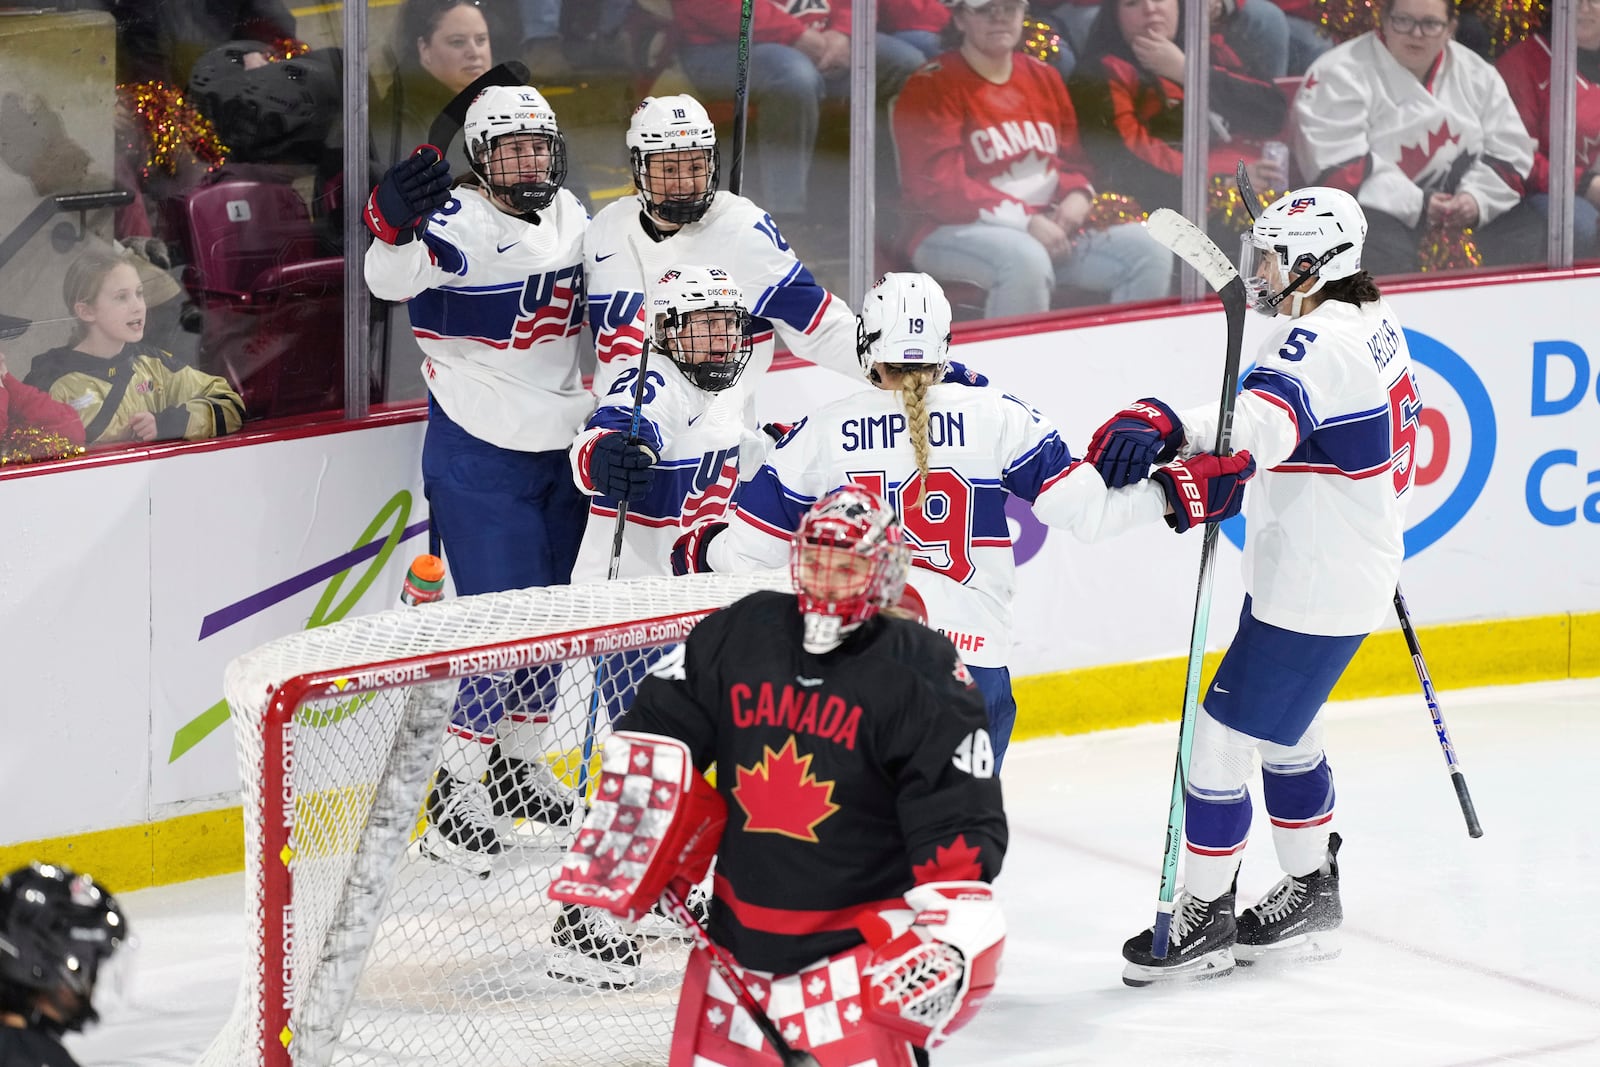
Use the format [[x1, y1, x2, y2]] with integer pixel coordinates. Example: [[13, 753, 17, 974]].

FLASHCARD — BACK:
[[487, 741, 576, 833], [1121, 886, 1238, 987], [547, 903, 642, 989], [415, 773, 503, 878], [635, 876, 712, 941], [1236, 833, 1343, 965]]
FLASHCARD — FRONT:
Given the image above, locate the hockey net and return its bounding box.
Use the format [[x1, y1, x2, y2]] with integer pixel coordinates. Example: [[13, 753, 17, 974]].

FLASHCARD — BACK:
[[199, 571, 791, 1067]]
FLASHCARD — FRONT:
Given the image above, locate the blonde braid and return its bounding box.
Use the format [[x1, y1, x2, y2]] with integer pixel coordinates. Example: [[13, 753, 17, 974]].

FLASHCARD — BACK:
[[898, 368, 938, 513]]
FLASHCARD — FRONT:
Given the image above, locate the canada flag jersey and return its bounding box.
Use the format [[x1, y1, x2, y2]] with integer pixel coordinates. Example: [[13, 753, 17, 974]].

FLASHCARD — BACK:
[[1293, 33, 1534, 229], [893, 49, 1095, 257], [363, 185, 593, 452], [617, 590, 1008, 975], [568, 354, 762, 582], [1495, 33, 1600, 197]]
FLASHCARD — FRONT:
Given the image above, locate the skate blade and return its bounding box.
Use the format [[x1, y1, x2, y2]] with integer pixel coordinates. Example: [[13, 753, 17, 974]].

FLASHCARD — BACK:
[[545, 947, 638, 990], [1121, 946, 1236, 988], [632, 911, 693, 942], [1234, 929, 1342, 966], [505, 817, 575, 850], [410, 830, 497, 879]]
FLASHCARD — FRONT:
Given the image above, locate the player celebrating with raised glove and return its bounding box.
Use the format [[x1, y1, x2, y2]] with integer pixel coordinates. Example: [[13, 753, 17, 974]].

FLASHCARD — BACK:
[[675, 272, 1254, 769], [1092, 188, 1423, 985], [363, 85, 591, 877], [552, 489, 1008, 1066]]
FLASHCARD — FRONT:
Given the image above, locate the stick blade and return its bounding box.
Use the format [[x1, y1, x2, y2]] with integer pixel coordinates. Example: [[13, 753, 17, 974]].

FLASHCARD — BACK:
[[1146, 208, 1241, 293]]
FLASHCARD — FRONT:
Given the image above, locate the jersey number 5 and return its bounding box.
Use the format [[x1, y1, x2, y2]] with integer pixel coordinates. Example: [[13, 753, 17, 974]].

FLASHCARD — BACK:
[[849, 469, 977, 585], [1388, 372, 1422, 496]]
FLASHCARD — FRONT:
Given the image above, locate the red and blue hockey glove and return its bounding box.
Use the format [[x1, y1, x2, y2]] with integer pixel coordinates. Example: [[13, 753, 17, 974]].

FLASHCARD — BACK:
[[1152, 451, 1256, 533], [761, 422, 793, 443], [1086, 398, 1185, 489], [587, 432, 657, 503], [670, 522, 726, 576], [365, 145, 451, 244]]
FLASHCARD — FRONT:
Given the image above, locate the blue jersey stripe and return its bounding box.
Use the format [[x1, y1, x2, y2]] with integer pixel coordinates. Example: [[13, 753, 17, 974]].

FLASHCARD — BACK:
[[1243, 367, 1318, 443], [421, 232, 467, 277], [1279, 408, 1390, 474], [1001, 431, 1076, 502]]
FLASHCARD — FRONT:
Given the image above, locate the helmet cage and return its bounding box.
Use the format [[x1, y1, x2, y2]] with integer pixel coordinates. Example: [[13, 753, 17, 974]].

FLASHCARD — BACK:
[[631, 145, 720, 226], [464, 87, 566, 213], [790, 486, 910, 653], [658, 306, 754, 392], [472, 130, 568, 213]]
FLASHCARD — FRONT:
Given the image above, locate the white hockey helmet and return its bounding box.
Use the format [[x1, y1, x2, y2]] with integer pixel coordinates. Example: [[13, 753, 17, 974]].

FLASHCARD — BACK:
[[648, 264, 753, 392], [856, 272, 953, 383], [463, 85, 567, 212], [791, 485, 911, 654], [1240, 186, 1367, 316], [627, 94, 720, 225]]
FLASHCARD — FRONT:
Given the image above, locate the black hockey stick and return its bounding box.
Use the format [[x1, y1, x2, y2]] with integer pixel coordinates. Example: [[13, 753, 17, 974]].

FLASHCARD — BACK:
[[728, 0, 754, 195], [657, 884, 822, 1067], [1394, 586, 1484, 838], [1235, 159, 1263, 224], [1141, 208, 1249, 959], [425, 61, 532, 159]]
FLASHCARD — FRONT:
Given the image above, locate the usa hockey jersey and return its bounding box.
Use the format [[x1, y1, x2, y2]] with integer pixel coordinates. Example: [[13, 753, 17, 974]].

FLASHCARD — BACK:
[[568, 355, 764, 582], [707, 381, 1168, 667], [1178, 297, 1420, 637], [617, 590, 1007, 975], [582, 192, 858, 405], [363, 184, 593, 452], [1293, 33, 1535, 229]]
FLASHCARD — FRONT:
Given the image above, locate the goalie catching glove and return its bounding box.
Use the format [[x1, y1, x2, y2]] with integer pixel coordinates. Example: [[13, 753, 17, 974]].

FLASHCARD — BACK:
[[548, 731, 724, 923], [855, 881, 1005, 1049], [365, 145, 452, 244]]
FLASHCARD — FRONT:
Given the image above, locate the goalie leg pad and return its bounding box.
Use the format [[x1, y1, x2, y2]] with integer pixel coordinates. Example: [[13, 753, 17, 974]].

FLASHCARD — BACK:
[[669, 942, 919, 1066], [549, 732, 726, 921]]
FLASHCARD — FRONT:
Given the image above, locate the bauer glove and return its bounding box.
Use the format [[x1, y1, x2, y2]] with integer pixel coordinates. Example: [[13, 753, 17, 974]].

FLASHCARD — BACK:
[[365, 146, 451, 244], [587, 432, 657, 503], [1086, 398, 1185, 489], [1153, 451, 1256, 533]]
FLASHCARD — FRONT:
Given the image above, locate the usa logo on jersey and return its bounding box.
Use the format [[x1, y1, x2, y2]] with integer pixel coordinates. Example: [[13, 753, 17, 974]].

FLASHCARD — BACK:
[[596, 291, 646, 363], [680, 446, 740, 527], [510, 265, 585, 349], [1286, 196, 1317, 215]]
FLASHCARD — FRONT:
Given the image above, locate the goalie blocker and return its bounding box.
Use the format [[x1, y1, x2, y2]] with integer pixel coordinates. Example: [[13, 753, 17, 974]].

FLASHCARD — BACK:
[[552, 732, 1005, 1065]]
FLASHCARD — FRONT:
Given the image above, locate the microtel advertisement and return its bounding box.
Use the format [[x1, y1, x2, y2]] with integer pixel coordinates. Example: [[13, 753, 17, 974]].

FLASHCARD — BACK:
[[1, 276, 1596, 841]]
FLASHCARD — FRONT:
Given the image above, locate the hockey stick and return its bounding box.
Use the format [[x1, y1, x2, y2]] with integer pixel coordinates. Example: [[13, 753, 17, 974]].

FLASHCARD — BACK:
[[1394, 586, 1484, 838], [424, 61, 531, 158], [1235, 159, 1262, 224], [657, 884, 823, 1067], [1142, 208, 1249, 959], [574, 344, 656, 801], [728, 0, 754, 195]]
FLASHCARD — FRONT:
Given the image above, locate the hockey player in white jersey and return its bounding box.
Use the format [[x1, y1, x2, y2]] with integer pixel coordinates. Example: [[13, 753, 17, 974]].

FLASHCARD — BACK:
[[363, 85, 589, 876], [1095, 188, 1422, 985], [672, 273, 1258, 769], [584, 94, 861, 404]]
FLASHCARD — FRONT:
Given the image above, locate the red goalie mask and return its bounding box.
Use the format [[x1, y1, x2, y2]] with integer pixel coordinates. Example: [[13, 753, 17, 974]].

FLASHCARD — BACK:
[[791, 485, 911, 653]]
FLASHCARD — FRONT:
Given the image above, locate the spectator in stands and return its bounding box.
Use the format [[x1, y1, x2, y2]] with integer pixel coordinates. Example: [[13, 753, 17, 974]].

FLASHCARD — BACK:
[[379, 0, 500, 172], [101, 0, 297, 86], [1292, 0, 1540, 274], [1267, 0, 1334, 76], [1496, 5, 1600, 261], [1068, 0, 1288, 221], [1053, 0, 1320, 80], [673, 0, 930, 217], [1, 349, 86, 466], [24, 249, 244, 445], [883, 0, 953, 58], [893, 0, 1173, 318]]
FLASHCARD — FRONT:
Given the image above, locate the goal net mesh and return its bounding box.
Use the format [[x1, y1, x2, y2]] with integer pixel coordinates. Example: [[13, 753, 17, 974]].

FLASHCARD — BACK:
[[198, 571, 791, 1067]]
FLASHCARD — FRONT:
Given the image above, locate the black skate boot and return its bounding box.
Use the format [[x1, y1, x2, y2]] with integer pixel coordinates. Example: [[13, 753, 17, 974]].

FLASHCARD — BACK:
[[487, 741, 576, 826], [1121, 885, 1238, 987], [418, 773, 503, 877], [1236, 832, 1343, 965], [547, 903, 642, 989]]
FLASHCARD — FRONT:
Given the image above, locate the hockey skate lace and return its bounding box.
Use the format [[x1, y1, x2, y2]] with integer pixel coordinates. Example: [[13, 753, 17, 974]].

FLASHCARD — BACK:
[[1250, 875, 1306, 923], [1171, 892, 1211, 943], [445, 780, 497, 833]]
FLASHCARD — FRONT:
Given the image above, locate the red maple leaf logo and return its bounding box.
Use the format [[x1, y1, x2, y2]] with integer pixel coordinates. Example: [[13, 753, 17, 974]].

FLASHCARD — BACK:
[[732, 737, 840, 843], [913, 835, 985, 883], [1397, 120, 1459, 181]]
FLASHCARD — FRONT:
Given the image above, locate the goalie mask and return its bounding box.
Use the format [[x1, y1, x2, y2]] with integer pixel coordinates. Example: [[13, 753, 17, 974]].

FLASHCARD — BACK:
[[0, 864, 131, 1035], [648, 265, 753, 392], [463, 85, 568, 214], [791, 485, 911, 654], [857, 272, 953, 384], [628, 95, 719, 226], [1240, 186, 1366, 317]]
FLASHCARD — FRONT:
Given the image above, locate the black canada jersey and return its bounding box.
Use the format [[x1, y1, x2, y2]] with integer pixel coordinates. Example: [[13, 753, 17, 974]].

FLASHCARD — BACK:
[[617, 590, 1007, 974]]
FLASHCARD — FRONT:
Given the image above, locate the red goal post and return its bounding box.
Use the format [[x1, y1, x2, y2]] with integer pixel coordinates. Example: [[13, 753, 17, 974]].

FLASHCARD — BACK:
[[199, 571, 789, 1067]]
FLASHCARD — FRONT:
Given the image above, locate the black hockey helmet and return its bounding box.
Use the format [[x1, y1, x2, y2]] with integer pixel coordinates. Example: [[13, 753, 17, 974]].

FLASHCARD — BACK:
[[0, 863, 130, 1033]]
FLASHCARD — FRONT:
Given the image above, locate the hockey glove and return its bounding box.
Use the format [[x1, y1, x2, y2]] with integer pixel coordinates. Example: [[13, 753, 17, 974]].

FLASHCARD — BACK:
[[587, 432, 658, 503], [761, 422, 794, 443], [671, 522, 726, 576], [1152, 450, 1256, 533], [941, 361, 989, 387], [365, 145, 451, 244], [856, 882, 1006, 1049], [1086, 398, 1185, 489]]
